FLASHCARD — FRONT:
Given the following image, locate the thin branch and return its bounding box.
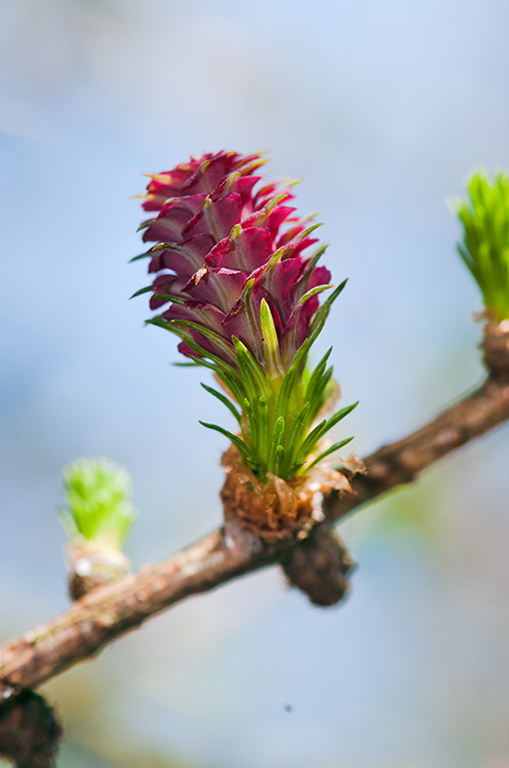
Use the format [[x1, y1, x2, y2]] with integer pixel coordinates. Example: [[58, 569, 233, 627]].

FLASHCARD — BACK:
[[1, 375, 509, 696], [326, 375, 509, 519]]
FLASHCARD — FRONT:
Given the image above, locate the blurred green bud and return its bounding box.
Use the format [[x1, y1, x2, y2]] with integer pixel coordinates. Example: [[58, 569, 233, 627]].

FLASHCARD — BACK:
[[61, 457, 136, 551], [451, 169, 509, 321]]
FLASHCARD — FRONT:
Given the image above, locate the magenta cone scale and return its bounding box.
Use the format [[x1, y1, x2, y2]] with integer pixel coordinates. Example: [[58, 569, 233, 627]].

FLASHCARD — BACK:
[[134, 151, 356, 481]]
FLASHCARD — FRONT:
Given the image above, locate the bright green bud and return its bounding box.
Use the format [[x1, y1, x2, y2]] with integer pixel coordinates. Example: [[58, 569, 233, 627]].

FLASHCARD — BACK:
[[61, 458, 136, 550]]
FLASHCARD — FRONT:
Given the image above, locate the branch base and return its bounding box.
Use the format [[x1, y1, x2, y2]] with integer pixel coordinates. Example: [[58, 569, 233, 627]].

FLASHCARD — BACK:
[[482, 319, 509, 378], [220, 445, 351, 541]]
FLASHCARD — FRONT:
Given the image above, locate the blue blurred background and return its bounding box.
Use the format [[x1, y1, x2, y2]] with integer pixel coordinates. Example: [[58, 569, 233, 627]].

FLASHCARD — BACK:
[[1, 0, 509, 765]]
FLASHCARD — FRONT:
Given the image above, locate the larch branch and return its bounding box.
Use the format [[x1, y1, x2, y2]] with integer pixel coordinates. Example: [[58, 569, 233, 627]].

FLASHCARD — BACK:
[[1, 374, 509, 696]]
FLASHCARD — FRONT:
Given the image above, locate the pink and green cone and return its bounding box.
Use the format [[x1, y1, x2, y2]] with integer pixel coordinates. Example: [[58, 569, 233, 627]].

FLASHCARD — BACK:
[[133, 151, 356, 481]]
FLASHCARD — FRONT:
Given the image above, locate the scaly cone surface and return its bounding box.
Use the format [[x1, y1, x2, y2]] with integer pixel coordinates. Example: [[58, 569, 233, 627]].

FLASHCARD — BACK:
[[134, 151, 356, 485]]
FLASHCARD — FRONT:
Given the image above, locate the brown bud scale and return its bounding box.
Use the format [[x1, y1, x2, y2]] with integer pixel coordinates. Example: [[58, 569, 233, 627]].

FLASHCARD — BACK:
[[221, 445, 352, 541]]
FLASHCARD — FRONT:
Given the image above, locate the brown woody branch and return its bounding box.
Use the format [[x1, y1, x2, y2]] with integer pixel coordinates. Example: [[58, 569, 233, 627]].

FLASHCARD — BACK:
[[1, 370, 509, 697], [326, 373, 509, 520]]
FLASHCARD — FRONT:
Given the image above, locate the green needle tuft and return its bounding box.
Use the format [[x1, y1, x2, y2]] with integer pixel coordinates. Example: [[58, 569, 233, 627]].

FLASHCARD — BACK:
[[451, 169, 509, 321]]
